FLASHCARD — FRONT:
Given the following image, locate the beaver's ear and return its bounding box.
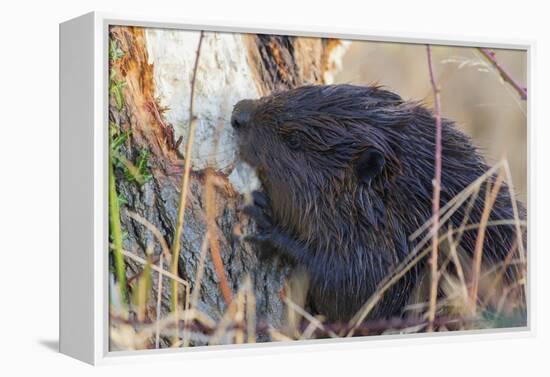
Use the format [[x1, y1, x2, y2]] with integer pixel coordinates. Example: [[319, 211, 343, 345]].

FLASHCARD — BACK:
[[355, 149, 385, 186]]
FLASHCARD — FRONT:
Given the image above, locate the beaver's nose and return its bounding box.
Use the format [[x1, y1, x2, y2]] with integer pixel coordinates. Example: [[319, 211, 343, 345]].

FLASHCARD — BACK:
[[231, 99, 255, 130]]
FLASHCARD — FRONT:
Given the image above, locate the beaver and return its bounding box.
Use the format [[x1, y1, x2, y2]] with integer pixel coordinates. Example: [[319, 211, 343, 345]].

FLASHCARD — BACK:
[[231, 84, 525, 323]]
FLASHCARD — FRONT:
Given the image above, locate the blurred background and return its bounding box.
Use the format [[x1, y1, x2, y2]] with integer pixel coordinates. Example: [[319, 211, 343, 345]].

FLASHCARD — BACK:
[[334, 42, 527, 203]]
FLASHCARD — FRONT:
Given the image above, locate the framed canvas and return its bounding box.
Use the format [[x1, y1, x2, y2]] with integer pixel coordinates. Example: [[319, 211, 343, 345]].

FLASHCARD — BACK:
[[59, 12, 532, 365]]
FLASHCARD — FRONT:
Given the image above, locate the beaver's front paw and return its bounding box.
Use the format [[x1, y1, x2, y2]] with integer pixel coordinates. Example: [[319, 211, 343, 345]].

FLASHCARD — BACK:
[[244, 191, 273, 229], [242, 191, 277, 256], [241, 191, 308, 264]]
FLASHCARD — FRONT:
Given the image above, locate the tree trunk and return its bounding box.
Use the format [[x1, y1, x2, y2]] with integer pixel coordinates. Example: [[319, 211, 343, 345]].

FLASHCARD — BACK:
[[108, 25, 347, 348]]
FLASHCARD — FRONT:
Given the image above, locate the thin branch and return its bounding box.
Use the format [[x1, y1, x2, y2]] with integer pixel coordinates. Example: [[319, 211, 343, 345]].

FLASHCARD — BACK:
[[501, 159, 526, 264], [282, 295, 338, 339], [481, 238, 518, 309], [426, 44, 443, 332], [204, 170, 233, 306], [470, 170, 505, 312], [189, 235, 210, 311], [169, 31, 204, 345], [126, 210, 171, 261], [204, 118, 234, 307], [446, 226, 468, 301], [478, 48, 527, 100], [184, 235, 210, 347], [245, 276, 256, 344], [115, 246, 189, 288]]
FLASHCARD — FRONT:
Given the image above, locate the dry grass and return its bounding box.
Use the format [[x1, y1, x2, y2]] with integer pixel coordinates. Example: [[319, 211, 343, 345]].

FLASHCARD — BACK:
[[109, 158, 527, 350]]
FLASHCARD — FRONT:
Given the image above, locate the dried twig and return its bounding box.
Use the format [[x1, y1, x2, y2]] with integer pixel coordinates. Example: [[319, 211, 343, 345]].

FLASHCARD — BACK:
[[501, 160, 526, 264], [204, 169, 233, 306], [183, 235, 210, 347], [446, 226, 468, 301], [282, 296, 338, 339], [126, 210, 171, 261], [244, 276, 256, 344], [203, 117, 234, 307], [115, 246, 189, 289], [470, 170, 505, 312], [481, 238, 518, 309], [478, 48, 527, 100], [170, 31, 204, 344], [209, 287, 245, 345], [189, 236, 210, 310], [426, 44, 443, 332]]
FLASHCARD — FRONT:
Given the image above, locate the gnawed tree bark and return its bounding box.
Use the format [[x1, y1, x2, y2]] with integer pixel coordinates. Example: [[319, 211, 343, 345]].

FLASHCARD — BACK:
[[108, 25, 347, 348]]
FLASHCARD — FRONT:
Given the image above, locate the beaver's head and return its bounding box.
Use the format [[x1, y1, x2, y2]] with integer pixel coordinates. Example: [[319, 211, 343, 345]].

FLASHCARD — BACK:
[[231, 85, 420, 241], [231, 85, 405, 186]]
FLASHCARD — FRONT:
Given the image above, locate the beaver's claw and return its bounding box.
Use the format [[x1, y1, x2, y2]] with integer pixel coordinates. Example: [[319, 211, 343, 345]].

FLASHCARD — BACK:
[[243, 191, 274, 232], [242, 190, 308, 264], [242, 190, 277, 254]]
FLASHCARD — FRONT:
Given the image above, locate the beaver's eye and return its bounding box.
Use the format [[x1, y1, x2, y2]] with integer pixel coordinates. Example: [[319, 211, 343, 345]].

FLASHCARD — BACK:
[[286, 132, 301, 150]]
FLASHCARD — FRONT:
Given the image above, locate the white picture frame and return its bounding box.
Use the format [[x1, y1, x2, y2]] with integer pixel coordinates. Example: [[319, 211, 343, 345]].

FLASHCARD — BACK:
[[59, 11, 534, 365]]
